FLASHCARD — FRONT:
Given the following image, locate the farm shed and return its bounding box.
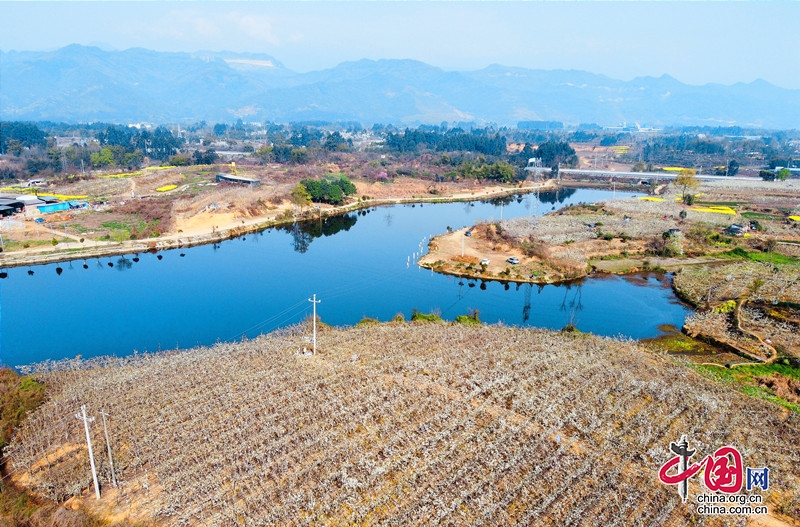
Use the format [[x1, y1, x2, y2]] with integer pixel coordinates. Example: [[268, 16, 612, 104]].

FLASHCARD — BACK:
[[215, 174, 260, 187]]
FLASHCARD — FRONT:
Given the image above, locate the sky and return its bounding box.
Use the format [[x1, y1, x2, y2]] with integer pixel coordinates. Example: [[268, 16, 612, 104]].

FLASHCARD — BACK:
[[1, 1, 798, 90]]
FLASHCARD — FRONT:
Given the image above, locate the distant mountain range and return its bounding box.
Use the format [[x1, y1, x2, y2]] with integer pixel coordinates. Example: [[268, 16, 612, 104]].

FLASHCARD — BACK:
[[1, 45, 798, 128]]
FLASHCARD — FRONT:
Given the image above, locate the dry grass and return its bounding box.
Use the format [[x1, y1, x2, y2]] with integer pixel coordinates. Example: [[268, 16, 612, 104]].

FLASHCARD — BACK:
[[8, 324, 800, 526]]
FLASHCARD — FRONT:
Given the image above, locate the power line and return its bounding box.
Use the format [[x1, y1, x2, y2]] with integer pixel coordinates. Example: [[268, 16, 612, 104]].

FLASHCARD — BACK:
[[226, 298, 308, 341], [99, 410, 118, 488]]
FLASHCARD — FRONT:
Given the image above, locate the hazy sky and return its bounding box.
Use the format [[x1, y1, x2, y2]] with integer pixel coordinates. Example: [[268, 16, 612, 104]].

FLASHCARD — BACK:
[[2, 1, 798, 89]]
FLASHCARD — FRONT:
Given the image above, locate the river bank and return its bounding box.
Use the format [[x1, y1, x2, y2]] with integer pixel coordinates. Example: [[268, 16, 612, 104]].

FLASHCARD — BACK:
[[0, 180, 557, 269]]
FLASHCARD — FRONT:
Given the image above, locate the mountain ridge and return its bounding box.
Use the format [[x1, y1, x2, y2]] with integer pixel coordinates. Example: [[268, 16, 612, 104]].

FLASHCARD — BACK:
[[1, 45, 798, 128]]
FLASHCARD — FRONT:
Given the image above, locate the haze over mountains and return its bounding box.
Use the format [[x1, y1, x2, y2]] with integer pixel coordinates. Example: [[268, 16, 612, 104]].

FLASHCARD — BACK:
[[1, 45, 798, 128]]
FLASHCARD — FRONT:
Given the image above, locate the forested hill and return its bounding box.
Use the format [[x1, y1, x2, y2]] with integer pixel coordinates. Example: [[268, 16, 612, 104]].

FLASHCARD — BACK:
[[1, 45, 799, 128]]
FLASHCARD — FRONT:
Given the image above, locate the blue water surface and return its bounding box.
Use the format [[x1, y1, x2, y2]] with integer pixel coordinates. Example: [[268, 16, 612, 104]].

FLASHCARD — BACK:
[[0, 189, 690, 367]]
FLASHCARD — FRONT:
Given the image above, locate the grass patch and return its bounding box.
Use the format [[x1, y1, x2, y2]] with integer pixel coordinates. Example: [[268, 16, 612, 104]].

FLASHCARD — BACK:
[[455, 310, 481, 326], [741, 211, 781, 220], [724, 247, 799, 266], [694, 200, 741, 207], [689, 362, 800, 413], [101, 220, 129, 230], [105, 228, 130, 242], [0, 368, 46, 451], [102, 218, 162, 240], [411, 309, 443, 322], [642, 328, 719, 355], [2, 239, 54, 251]]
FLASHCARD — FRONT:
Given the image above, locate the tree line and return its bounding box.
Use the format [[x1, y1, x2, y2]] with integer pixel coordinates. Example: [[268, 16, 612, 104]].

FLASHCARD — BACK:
[[384, 128, 507, 156]]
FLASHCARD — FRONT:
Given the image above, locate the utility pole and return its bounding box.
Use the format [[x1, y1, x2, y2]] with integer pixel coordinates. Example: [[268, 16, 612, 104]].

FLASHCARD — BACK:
[[308, 294, 321, 354], [99, 410, 118, 488], [75, 405, 101, 499]]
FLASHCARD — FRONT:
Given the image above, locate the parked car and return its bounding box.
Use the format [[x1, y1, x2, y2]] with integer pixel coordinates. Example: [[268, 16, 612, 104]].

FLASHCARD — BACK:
[[464, 231, 472, 237], [506, 257, 519, 264], [480, 258, 490, 266]]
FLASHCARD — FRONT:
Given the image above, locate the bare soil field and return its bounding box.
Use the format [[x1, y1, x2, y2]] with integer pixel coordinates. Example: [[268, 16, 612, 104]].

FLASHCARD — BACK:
[[8, 323, 800, 526]]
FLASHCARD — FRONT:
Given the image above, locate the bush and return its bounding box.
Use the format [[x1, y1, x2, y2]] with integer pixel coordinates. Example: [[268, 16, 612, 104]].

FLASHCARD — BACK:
[[411, 309, 443, 322], [760, 170, 777, 181], [713, 300, 737, 314], [455, 309, 481, 326]]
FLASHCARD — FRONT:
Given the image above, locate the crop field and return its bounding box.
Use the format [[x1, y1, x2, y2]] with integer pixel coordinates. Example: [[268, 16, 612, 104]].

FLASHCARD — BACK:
[[7, 323, 800, 526], [675, 261, 800, 365]]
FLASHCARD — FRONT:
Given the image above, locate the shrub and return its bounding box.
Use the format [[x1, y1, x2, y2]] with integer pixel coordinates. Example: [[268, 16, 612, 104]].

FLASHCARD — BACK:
[[455, 309, 481, 326], [411, 309, 443, 322], [713, 300, 737, 314]]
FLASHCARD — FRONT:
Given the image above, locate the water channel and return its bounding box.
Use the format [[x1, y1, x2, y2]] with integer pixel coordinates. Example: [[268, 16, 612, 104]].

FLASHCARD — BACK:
[[0, 188, 691, 367]]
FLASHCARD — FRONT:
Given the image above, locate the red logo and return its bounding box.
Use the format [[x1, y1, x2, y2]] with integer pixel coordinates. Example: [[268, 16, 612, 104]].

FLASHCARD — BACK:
[[659, 445, 743, 493]]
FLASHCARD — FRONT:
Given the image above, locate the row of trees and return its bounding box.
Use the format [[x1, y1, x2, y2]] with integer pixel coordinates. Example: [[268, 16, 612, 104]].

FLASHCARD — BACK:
[[445, 160, 516, 183], [97, 125, 183, 161], [384, 128, 507, 156], [0, 122, 48, 154], [508, 141, 578, 168]]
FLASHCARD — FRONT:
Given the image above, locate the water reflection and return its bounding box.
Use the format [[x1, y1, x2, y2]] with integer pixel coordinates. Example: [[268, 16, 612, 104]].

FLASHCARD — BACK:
[[277, 213, 359, 253], [537, 187, 577, 205], [113, 256, 132, 270], [481, 189, 578, 210]]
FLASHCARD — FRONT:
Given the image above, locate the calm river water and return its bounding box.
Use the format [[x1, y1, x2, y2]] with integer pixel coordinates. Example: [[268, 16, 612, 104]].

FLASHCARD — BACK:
[[0, 188, 690, 367]]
